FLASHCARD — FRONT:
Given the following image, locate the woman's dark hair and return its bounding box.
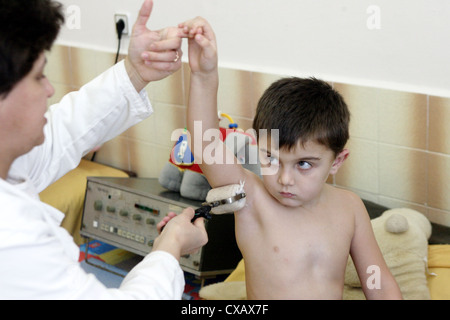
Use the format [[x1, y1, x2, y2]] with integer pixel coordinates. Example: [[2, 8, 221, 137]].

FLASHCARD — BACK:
[[253, 77, 350, 156], [0, 0, 64, 97]]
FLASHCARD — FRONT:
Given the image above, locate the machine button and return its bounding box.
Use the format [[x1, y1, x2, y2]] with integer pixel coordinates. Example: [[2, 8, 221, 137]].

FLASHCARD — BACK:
[[94, 200, 103, 211], [132, 214, 142, 221], [146, 218, 156, 225], [119, 209, 129, 217], [106, 206, 116, 213]]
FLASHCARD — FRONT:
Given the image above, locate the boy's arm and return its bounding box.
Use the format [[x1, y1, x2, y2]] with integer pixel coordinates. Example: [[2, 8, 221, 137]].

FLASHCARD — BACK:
[[349, 196, 403, 299], [182, 18, 247, 188]]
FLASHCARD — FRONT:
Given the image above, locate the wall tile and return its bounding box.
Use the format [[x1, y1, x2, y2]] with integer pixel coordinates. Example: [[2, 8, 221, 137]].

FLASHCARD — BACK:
[[335, 138, 378, 193], [333, 83, 378, 141], [378, 196, 427, 216], [150, 66, 186, 106], [378, 144, 427, 204], [429, 96, 450, 155], [250, 71, 283, 115], [217, 68, 254, 119], [377, 90, 427, 150], [95, 51, 123, 77], [334, 84, 427, 149], [70, 47, 100, 87], [46, 45, 72, 85], [70, 47, 117, 87], [126, 102, 186, 151], [428, 153, 450, 211], [353, 189, 378, 204], [128, 140, 171, 178], [152, 102, 187, 149], [124, 115, 156, 142], [95, 136, 131, 172], [427, 207, 450, 227], [179, 62, 191, 106]]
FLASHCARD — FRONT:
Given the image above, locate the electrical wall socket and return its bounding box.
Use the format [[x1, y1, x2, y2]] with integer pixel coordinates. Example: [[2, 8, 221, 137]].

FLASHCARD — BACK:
[[114, 14, 130, 36]]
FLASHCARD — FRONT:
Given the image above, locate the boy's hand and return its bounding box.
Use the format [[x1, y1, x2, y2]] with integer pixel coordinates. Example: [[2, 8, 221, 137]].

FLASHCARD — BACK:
[[126, 0, 184, 91], [179, 17, 218, 76], [156, 211, 177, 234]]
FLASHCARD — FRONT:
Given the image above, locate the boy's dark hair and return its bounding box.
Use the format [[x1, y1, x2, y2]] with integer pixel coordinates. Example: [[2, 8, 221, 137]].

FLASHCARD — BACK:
[[253, 77, 350, 156], [0, 0, 64, 98]]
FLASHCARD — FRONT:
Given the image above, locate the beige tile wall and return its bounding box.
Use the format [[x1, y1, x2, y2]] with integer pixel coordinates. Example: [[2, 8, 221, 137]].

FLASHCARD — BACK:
[[46, 45, 450, 227]]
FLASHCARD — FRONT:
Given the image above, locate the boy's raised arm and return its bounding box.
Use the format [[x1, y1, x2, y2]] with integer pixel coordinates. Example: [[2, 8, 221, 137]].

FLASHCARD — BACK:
[[182, 18, 247, 188]]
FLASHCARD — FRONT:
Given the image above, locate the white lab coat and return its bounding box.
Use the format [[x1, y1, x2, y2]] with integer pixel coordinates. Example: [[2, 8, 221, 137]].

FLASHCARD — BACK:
[[0, 61, 184, 300]]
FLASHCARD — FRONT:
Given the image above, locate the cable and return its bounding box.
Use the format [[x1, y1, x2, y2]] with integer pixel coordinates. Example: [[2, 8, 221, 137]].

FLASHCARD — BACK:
[[115, 19, 125, 63], [91, 19, 125, 162]]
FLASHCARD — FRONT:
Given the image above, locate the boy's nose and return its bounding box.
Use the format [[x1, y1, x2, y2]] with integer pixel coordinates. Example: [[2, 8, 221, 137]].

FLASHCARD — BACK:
[[278, 167, 294, 186]]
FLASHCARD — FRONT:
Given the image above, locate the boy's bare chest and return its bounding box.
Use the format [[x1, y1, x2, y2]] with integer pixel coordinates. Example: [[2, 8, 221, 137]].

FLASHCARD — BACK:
[[237, 205, 354, 269], [239, 212, 353, 299], [269, 216, 350, 260]]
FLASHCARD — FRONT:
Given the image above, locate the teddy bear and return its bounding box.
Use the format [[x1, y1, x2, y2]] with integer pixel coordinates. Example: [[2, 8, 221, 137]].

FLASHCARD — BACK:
[[199, 208, 433, 300], [158, 113, 260, 201]]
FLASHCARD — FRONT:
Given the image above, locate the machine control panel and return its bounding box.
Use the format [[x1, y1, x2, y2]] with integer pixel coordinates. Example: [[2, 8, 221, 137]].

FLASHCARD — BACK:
[[80, 177, 241, 276]]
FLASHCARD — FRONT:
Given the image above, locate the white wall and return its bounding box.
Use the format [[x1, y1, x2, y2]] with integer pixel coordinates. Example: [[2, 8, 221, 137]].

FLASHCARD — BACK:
[[56, 0, 450, 97]]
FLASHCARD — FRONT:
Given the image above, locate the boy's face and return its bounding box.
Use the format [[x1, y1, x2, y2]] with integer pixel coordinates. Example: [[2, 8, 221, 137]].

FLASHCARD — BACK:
[[258, 137, 348, 208]]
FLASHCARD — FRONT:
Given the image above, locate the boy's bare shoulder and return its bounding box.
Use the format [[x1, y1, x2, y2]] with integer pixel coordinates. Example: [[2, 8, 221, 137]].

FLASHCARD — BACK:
[[327, 185, 367, 213]]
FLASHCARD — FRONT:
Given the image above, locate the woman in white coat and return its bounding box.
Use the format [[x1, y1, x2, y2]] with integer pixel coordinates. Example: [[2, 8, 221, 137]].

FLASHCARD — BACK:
[[0, 0, 208, 299]]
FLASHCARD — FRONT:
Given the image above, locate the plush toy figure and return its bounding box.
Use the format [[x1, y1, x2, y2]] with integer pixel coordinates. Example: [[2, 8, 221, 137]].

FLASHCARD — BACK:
[[199, 208, 433, 300], [158, 113, 260, 201]]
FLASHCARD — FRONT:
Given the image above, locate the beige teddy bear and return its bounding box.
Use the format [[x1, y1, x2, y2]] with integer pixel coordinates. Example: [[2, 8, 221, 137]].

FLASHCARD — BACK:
[[200, 208, 432, 300]]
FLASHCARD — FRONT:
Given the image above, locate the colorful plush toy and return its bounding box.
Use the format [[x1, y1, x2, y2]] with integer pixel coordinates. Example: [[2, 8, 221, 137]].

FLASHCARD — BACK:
[[158, 113, 260, 201], [199, 208, 433, 300]]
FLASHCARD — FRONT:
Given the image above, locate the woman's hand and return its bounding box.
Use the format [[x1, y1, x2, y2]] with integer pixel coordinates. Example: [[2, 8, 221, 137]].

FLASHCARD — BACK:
[[125, 0, 184, 91], [153, 208, 208, 260]]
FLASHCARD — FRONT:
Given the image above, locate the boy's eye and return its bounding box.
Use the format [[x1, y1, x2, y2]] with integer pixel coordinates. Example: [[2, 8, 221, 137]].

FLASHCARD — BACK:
[[298, 161, 312, 170]]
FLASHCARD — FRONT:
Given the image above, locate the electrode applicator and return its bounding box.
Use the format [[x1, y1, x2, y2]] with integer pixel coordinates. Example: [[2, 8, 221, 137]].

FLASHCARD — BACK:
[[192, 183, 246, 221]]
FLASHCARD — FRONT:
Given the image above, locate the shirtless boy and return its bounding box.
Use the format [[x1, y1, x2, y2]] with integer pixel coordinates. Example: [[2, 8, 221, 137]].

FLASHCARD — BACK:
[[179, 18, 402, 299]]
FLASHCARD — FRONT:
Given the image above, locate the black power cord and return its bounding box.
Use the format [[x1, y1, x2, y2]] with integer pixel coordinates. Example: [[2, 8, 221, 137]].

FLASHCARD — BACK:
[[91, 19, 126, 162], [115, 19, 125, 63]]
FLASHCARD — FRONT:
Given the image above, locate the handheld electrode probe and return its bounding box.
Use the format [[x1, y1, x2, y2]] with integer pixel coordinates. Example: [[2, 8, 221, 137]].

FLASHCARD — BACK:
[[191, 185, 247, 221]]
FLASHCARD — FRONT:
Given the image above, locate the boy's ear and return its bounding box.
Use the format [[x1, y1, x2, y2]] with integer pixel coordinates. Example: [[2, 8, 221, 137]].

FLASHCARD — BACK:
[[329, 149, 349, 175]]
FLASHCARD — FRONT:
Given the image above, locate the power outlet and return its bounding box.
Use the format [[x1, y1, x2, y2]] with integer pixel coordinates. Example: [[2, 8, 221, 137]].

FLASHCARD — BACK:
[[114, 14, 130, 36]]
